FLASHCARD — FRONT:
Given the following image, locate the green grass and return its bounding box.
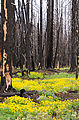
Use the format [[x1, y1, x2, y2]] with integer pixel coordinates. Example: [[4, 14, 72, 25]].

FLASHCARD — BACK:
[[16, 67, 20, 70], [60, 67, 70, 70], [45, 72, 75, 79], [0, 109, 16, 120], [29, 72, 44, 79], [0, 108, 52, 120], [17, 72, 22, 77], [54, 67, 70, 70], [14, 66, 75, 80], [28, 71, 75, 80]]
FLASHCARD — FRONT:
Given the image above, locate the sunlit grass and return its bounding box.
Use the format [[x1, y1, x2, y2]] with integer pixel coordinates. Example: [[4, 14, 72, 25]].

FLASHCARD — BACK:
[[54, 67, 70, 70], [29, 72, 44, 79], [60, 67, 70, 70], [45, 72, 75, 79]]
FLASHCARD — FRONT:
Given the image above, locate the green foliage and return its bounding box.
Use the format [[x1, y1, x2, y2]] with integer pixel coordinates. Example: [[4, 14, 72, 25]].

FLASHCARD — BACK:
[[16, 67, 20, 70], [45, 72, 75, 79], [29, 72, 44, 79], [17, 73, 22, 77], [59, 67, 70, 70], [0, 109, 16, 120]]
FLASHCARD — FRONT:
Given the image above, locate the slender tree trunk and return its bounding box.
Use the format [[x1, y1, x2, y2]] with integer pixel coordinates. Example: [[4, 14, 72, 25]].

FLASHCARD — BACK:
[[39, 0, 42, 68], [53, 12, 62, 68], [53, 0, 59, 68], [26, 0, 30, 72], [53, 25, 60, 68], [70, 0, 76, 71], [31, 0, 35, 71], [1, 0, 8, 87], [76, 0, 79, 77], [47, 0, 50, 68], [1, 0, 13, 88], [47, 0, 54, 68], [7, 0, 15, 77]]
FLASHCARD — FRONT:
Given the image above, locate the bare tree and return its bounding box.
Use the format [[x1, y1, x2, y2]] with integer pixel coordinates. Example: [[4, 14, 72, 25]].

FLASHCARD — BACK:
[[47, 0, 54, 68], [26, 0, 30, 72], [75, 0, 79, 78], [70, 0, 77, 71], [1, 0, 15, 90], [39, 0, 43, 68]]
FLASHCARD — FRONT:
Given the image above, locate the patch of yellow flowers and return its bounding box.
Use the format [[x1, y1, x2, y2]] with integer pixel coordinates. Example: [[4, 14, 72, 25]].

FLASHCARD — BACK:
[[0, 95, 79, 117], [12, 77, 79, 92], [0, 96, 37, 114]]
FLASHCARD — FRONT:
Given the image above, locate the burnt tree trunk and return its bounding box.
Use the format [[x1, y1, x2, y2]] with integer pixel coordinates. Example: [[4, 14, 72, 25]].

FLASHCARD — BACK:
[[46, 0, 54, 68], [6, 0, 15, 77], [75, 0, 79, 78], [39, 0, 43, 68], [47, 0, 50, 68], [1, 0, 15, 90], [26, 0, 30, 72], [1, 0, 8, 88], [53, 13, 62, 68], [70, 0, 76, 71]]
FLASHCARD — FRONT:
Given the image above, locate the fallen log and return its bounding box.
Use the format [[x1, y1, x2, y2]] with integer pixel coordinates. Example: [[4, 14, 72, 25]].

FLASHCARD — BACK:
[[0, 92, 20, 97], [0, 90, 39, 98], [22, 90, 38, 95], [0, 89, 39, 104]]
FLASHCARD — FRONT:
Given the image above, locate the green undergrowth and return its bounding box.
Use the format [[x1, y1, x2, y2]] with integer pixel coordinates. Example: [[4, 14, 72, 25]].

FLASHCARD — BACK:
[[0, 108, 52, 120], [59, 67, 70, 70], [15, 71, 75, 80], [45, 72, 75, 79]]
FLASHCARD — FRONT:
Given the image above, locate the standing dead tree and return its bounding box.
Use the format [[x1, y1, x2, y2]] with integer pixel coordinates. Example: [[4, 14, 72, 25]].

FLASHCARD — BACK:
[[70, 0, 77, 71], [47, 0, 50, 68], [47, 0, 54, 68], [53, 0, 61, 69], [38, 0, 43, 68], [26, 0, 30, 73], [1, 0, 15, 91], [75, 0, 79, 78]]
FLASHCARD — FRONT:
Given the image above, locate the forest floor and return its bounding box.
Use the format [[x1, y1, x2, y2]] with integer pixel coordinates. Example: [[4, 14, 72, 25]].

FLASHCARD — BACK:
[[0, 67, 79, 120]]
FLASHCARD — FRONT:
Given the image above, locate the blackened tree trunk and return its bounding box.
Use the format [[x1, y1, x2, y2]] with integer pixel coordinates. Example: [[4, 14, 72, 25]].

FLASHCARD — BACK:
[[26, 0, 30, 72], [31, 0, 35, 71], [75, 0, 79, 77], [37, 21, 40, 63], [49, 0, 54, 68], [39, 0, 43, 68], [53, 25, 60, 68], [70, 0, 76, 71], [1, 0, 8, 87], [46, 0, 54, 68], [67, 5, 72, 67], [6, 0, 15, 89], [1, 0, 14, 89], [1, 0, 4, 87], [47, 0, 50, 68], [7, 0, 15, 77], [53, 0, 59, 68], [0, 13, 2, 65]]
